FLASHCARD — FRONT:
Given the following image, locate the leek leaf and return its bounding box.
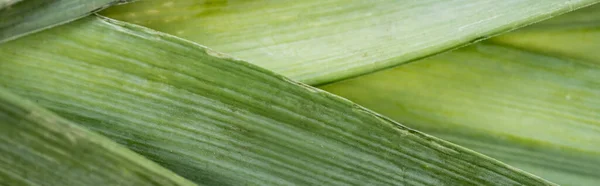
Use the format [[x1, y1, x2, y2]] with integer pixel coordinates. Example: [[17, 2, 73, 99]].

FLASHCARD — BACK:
[[320, 43, 600, 186], [0, 88, 197, 186], [101, 0, 600, 85], [0, 0, 126, 43], [0, 16, 555, 185], [321, 7, 600, 185], [490, 4, 600, 64]]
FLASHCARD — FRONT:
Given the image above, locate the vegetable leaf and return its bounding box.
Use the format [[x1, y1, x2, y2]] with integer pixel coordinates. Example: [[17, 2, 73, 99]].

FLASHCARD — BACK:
[[102, 0, 600, 85], [0, 88, 197, 186], [0, 0, 126, 42], [321, 42, 600, 186], [490, 4, 600, 64], [0, 15, 555, 185]]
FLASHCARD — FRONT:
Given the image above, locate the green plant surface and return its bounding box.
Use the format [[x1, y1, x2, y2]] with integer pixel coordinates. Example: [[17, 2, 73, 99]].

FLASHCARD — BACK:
[[0, 15, 556, 185], [320, 43, 600, 185], [505, 3, 600, 30], [0, 88, 197, 186], [101, 0, 600, 85], [0, 0, 126, 42], [490, 4, 600, 65], [0, 0, 22, 9]]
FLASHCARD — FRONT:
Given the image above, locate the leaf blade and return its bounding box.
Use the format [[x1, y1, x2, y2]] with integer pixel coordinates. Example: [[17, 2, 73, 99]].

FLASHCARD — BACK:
[[320, 42, 600, 186], [0, 88, 197, 186], [0, 15, 555, 185], [101, 0, 600, 84], [0, 0, 124, 42], [490, 4, 600, 64]]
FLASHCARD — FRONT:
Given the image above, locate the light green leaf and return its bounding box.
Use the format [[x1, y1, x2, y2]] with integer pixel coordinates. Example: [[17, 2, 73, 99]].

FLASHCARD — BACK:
[[320, 43, 600, 185], [0, 0, 125, 43], [504, 3, 600, 30], [490, 4, 600, 64], [0, 15, 555, 185], [101, 0, 599, 85], [0, 88, 197, 186]]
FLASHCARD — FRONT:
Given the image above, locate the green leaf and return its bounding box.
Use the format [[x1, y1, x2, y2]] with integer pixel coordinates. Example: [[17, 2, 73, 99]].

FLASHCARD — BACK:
[[0, 0, 125, 43], [0, 15, 555, 185], [101, 0, 600, 85], [320, 43, 600, 186], [0, 88, 197, 186], [0, 0, 21, 9], [490, 4, 600, 64], [503, 3, 600, 30]]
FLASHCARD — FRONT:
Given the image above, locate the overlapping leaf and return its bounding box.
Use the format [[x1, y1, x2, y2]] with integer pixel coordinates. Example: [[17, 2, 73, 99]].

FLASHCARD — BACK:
[[321, 41, 600, 185], [0, 16, 555, 185], [0, 88, 197, 186], [320, 6, 600, 185], [0, 0, 126, 42], [490, 4, 600, 64], [102, 0, 599, 84]]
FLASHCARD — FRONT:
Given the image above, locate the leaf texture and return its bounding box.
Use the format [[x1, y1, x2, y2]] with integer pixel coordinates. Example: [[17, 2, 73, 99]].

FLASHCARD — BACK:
[[0, 0, 125, 42], [320, 43, 600, 186], [0, 88, 197, 186], [0, 16, 555, 186], [101, 0, 600, 85], [490, 4, 600, 64]]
